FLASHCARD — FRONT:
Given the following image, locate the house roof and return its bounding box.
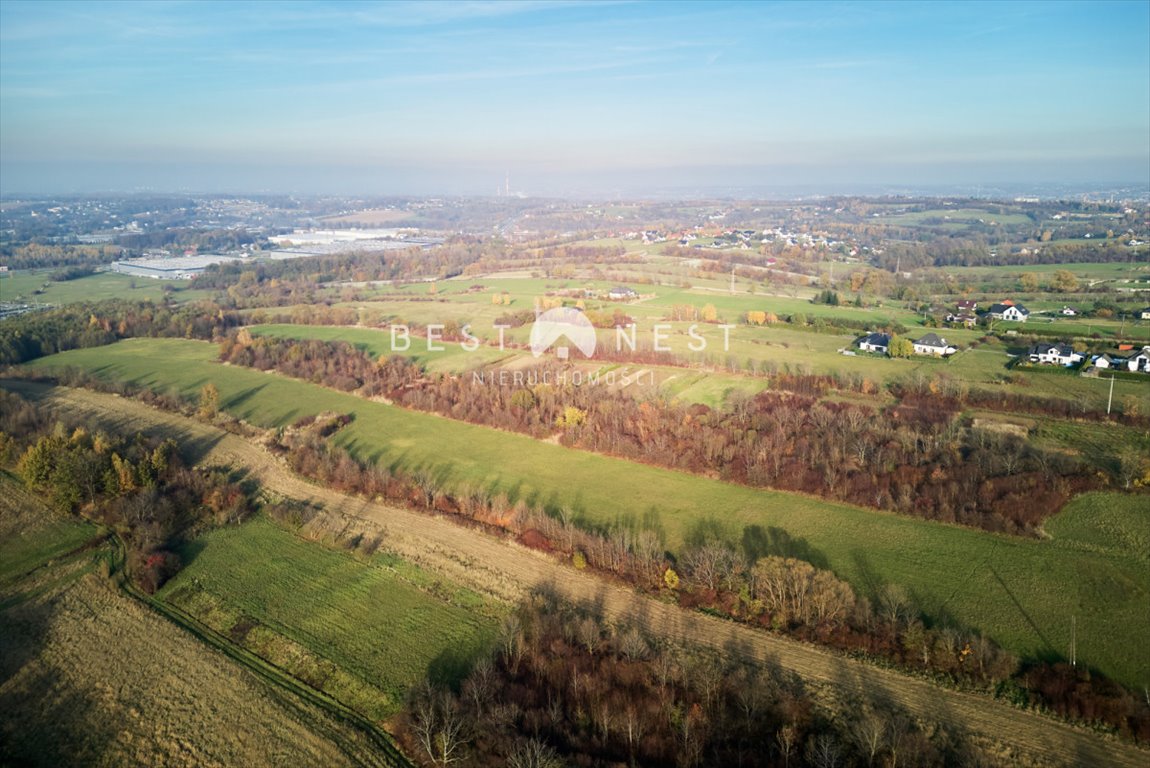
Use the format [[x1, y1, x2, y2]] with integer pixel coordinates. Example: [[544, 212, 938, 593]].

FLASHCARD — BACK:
[[609, 285, 635, 294], [1030, 342, 1074, 356], [988, 302, 1029, 315], [859, 332, 890, 347], [956, 299, 977, 309], [915, 333, 947, 347]]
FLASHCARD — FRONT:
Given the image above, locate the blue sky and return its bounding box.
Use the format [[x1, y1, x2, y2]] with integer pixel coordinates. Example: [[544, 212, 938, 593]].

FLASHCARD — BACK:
[[1, 0, 1147, 195]]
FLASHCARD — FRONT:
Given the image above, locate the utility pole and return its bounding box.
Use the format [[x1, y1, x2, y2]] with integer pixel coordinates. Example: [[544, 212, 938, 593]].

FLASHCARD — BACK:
[[1070, 615, 1077, 668], [730, 266, 735, 295], [1107, 374, 1115, 415]]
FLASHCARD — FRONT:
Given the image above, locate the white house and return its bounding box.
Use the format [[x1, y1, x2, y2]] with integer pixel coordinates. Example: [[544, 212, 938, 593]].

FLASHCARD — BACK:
[[1126, 346, 1150, 373], [1028, 342, 1083, 367], [1060, 306, 1079, 316], [1092, 354, 1123, 370], [608, 285, 638, 300], [912, 333, 957, 357], [857, 332, 891, 354], [987, 302, 1030, 322], [1140, 308, 1150, 320]]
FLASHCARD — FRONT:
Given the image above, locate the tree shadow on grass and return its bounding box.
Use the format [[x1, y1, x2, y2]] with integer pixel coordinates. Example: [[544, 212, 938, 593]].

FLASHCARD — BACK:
[[426, 635, 492, 693], [741, 524, 828, 570]]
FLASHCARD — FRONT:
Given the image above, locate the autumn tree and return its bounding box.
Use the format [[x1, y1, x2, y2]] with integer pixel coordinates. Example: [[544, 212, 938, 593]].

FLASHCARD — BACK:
[[198, 382, 219, 419], [1050, 269, 1079, 293], [888, 335, 914, 358]]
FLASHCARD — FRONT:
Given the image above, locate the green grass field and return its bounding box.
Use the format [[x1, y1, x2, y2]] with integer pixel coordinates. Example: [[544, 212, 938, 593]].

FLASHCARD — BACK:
[[159, 517, 499, 720], [27, 338, 1150, 688], [1, 268, 211, 306], [0, 475, 98, 587], [878, 208, 1034, 227]]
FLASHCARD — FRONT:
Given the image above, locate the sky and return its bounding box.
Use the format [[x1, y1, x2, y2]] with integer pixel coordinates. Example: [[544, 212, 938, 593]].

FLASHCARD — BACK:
[[1, 0, 1148, 197]]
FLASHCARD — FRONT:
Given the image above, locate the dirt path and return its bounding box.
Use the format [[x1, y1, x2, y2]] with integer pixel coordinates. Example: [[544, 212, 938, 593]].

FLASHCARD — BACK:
[[13, 381, 1145, 768]]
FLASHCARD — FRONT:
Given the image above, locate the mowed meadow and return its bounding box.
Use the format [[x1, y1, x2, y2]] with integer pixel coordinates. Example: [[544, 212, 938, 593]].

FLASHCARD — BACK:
[[26, 338, 1150, 688], [159, 517, 500, 721]]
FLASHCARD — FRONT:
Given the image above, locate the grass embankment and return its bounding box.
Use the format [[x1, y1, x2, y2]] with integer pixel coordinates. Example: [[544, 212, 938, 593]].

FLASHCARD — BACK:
[[26, 338, 1150, 689]]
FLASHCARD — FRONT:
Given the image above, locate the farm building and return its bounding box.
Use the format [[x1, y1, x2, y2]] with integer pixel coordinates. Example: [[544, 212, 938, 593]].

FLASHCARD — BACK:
[[607, 285, 638, 300]]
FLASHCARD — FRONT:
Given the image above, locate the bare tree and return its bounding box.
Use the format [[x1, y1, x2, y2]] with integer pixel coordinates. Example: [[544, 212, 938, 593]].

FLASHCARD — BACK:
[[506, 738, 562, 768], [410, 683, 467, 767], [618, 625, 650, 660], [462, 656, 495, 719], [500, 614, 525, 674], [851, 711, 887, 767], [577, 616, 601, 655], [805, 733, 843, 768], [775, 724, 797, 767], [683, 543, 739, 591]]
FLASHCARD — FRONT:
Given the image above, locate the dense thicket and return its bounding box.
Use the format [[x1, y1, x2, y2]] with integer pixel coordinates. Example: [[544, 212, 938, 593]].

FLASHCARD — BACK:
[[876, 239, 1138, 270], [0, 390, 252, 592], [0, 299, 240, 366], [190, 236, 495, 301], [397, 596, 970, 768]]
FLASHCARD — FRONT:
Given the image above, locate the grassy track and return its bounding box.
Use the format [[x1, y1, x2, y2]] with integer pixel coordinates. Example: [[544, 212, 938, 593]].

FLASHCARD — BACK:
[[22, 340, 1150, 688]]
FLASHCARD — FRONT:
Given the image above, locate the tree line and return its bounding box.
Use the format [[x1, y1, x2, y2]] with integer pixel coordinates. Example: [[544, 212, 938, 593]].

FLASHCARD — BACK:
[[0, 299, 241, 367], [397, 595, 975, 767], [218, 334, 1103, 534]]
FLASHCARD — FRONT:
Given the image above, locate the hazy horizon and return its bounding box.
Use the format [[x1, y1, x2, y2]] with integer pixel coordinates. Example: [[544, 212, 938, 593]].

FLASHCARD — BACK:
[[2, 0, 1148, 197]]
